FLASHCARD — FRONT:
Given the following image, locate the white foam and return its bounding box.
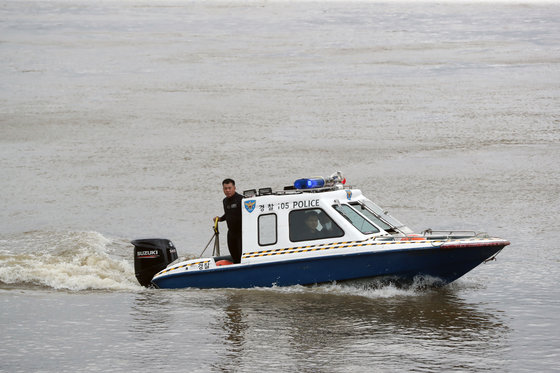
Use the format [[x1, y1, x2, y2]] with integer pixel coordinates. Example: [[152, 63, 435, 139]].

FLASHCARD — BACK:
[[0, 231, 143, 291], [253, 275, 446, 298]]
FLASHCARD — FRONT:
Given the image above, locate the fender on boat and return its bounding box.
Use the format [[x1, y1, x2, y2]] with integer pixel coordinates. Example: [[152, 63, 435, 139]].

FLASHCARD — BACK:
[[216, 260, 233, 266], [400, 234, 425, 241]]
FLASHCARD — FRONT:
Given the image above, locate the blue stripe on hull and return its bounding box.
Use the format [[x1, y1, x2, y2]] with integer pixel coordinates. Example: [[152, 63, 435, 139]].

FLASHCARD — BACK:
[[152, 245, 504, 289]]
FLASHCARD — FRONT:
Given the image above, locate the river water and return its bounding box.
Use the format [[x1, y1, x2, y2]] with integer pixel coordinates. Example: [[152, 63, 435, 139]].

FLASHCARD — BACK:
[[1, 0, 559, 371]]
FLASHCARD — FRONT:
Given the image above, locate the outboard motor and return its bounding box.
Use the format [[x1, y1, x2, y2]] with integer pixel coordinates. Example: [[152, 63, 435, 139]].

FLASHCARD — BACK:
[[132, 238, 178, 287]]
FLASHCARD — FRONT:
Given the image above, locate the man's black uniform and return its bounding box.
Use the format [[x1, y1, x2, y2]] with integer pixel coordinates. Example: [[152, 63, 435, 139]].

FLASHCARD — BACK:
[[219, 192, 243, 263]]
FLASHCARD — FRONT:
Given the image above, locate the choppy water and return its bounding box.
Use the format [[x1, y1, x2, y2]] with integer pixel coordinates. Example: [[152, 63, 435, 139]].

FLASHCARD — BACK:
[[1, 0, 559, 372]]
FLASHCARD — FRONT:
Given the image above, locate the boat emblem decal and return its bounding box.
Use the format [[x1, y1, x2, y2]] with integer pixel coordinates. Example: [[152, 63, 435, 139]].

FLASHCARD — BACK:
[[244, 200, 256, 213], [346, 190, 352, 200]]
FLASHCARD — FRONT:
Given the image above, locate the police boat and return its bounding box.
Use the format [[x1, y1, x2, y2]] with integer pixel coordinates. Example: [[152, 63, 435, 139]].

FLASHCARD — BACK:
[[132, 172, 509, 289]]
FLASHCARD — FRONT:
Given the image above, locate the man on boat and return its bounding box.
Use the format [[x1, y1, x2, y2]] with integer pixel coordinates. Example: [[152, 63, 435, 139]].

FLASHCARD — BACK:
[[214, 178, 243, 264], [303, 210, 321, 239]]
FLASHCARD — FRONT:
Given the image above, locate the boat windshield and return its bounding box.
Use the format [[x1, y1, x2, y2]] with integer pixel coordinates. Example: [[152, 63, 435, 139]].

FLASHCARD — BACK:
[[333, 204, 379, 235], [358, 200, 407, 230], [349, 202, 392, 231]]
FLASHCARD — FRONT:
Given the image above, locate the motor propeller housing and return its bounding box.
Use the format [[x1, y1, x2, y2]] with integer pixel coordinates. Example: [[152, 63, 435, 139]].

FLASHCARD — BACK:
[[132, 238, 178, 287]]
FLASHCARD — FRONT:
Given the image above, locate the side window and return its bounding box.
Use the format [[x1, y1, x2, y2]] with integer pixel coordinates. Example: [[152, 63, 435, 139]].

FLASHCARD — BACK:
[[289, 208, 344, 242], [258, 214, 277, 246], [333, 204, 380, 234]]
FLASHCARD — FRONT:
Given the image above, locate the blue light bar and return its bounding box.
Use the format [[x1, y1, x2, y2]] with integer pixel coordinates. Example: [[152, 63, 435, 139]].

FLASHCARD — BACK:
[[294, 177, 325, 189]]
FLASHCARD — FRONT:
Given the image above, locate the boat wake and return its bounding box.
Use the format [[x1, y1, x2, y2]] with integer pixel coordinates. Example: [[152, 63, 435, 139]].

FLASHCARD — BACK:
[[0, 230, 142, 291], [249, 275, 457, 299], [320, 276, 454, 298]]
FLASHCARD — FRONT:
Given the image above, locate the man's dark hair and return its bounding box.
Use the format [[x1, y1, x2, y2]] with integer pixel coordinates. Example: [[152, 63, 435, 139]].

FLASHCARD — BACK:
[[222, 178, 235, 186]]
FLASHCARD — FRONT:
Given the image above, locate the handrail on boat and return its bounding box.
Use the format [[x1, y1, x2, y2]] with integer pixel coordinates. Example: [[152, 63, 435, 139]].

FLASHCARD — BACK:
[[422, 229, 476, 236], [421, 229, 489, 239]]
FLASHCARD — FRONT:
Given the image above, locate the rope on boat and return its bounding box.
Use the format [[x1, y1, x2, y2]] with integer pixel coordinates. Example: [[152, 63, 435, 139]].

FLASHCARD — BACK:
[[198, 218, 220, 258], [484, 248, 503, 263]]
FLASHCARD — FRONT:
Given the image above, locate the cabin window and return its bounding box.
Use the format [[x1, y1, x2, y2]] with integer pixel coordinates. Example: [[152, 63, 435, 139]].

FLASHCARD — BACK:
[[349, 202, 393, 231], [289, 208, 344, 242], [333, 204, 380, 235], [258, 214, 277, 246]]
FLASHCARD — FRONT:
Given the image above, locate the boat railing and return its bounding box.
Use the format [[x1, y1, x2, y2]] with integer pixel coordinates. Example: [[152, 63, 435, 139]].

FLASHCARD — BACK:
[[421, 229, 489, 239]]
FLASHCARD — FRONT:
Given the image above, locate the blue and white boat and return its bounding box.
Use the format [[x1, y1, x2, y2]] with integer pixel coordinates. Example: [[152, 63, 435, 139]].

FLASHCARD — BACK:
[[132, 172, 509, 289]]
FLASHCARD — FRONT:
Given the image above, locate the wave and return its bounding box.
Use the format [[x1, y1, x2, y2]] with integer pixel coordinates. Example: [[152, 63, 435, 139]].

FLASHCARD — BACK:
[[244, 274, 466, 299], [0, 230, 143, 291]]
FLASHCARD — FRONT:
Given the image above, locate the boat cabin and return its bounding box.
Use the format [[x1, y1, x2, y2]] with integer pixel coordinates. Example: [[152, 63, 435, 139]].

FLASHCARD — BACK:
[[239, 175, 412, 263]]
